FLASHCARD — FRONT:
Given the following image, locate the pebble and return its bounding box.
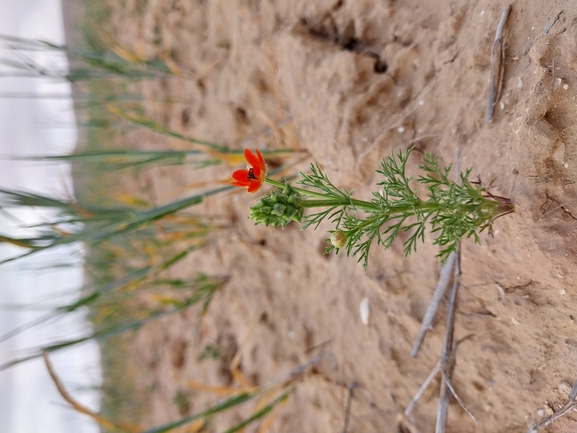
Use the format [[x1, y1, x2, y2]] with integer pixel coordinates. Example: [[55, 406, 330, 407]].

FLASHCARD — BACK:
[[360, 297, 370, 325]]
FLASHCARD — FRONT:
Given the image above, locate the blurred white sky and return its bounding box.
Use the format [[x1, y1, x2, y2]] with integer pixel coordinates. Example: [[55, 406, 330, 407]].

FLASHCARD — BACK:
[[0, 1, 101, 433]]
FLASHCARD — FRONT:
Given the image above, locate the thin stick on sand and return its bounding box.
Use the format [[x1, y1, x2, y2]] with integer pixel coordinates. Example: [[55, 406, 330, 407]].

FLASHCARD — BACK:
[[486, 5, 512, 124], [340, 381, 358, 433], [435, 245, 461, 433], [411, 252, 457, 357], [405, 361, 441, 416], [527, 378, 577, 432]]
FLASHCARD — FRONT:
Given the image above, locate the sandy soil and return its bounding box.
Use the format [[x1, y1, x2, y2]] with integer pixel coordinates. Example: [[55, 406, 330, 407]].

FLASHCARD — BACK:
[[100, 1, 577, 432]]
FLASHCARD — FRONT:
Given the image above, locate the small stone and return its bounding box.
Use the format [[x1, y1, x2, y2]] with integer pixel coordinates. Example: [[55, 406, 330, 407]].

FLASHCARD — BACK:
[[360, 297, 370, 326], [552, 143, 566, 164], [559, 381, 572, 394]]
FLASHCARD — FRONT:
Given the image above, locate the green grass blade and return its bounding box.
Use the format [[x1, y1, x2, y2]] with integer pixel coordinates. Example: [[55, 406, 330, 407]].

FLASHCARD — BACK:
[[0, 185, 231, 265], [0, 244, 213, 343], [0, 277, 223, 371], [109, 107, 230, 152], [11, 150, 221, 171], [142, 393, 255, 433], [222, 391, 291, 433], [0, 188, 76, 209], [0, 311, 57, 344]]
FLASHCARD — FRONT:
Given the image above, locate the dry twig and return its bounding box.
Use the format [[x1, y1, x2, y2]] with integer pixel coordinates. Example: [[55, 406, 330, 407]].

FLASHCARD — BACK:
[[411, 252, 457, 357], [543, 10, 563, 35], [42, 351, 141, 433], [405, 245, 478, 431], [527, 378, 577, 432], [405, 361, 441, 416], [435, 245, 461, 433], [486, 5, 512, 124], [340, 381, 358, 433]]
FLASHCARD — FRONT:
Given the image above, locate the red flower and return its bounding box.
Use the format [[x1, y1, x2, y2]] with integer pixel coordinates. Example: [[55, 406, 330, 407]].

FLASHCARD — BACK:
[[231, 148, 266, 193]]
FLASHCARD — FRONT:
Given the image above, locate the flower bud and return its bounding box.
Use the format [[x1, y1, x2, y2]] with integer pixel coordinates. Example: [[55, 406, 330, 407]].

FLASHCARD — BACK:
[[330, 231, 347, 249]]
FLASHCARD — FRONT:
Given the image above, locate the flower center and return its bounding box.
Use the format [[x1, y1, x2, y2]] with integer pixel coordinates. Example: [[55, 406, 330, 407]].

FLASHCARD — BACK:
[[247, 168, 258, 180]]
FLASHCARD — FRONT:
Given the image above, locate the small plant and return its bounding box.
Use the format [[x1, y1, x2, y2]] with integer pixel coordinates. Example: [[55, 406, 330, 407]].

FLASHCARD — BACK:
[[172, 391, 192, 416], [198, 344, 225, 362], [232, 148, 514, 269]]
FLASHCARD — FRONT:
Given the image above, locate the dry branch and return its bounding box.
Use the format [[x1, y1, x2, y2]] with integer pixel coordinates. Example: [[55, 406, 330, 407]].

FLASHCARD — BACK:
[[43, 351, 141, 433], [435, 245, 461, 433], [411, 252, 457, 357], [486, 5, 512, 124], [340, 381, 358, 433], [527, 378, 577, 432]]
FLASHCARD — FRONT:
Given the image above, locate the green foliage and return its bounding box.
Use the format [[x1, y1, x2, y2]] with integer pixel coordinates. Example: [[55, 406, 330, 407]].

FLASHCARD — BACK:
[[0, 186, 230, 265], [172, 391, 192, 415], [17, 149, 221, 171], [0, 17, 298, 433], [198, 344, 225, 361], [142, 390, 291, 433]]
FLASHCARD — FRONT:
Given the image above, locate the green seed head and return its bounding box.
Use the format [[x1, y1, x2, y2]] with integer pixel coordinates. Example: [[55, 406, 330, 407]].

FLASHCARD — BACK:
[[249, 183, 304, 227]]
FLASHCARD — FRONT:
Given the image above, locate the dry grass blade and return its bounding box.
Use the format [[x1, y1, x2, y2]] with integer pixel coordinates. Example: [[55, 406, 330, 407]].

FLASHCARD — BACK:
[[187, 380, 252, 397], [43, 351, 141, 433]]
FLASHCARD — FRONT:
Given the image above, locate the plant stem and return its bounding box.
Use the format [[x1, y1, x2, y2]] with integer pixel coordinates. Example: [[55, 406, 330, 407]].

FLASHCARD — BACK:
[[265, 178, 510, 216], [300, 199, 381, 211], [265, 178, 326, 199], [265, 178, 382, 211]]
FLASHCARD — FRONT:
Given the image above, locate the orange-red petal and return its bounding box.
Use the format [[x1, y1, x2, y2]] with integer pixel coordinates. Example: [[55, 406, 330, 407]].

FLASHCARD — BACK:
[[244, 148, 265, 171], [232, 169, 250, 184], [246, 181, 261, 193]]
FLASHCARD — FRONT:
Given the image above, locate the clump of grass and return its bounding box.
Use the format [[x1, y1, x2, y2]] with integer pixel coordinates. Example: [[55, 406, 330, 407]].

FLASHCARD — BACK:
[[0, 271, 228, 371], [1, 15, 300, 432], [14, 149, 222, 171], [0, 34, 180, 82], [0, 185, 231, 264], [198, 344, 225, 362]]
